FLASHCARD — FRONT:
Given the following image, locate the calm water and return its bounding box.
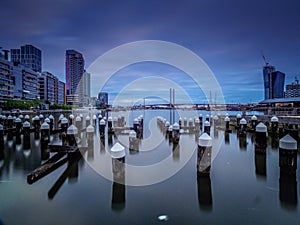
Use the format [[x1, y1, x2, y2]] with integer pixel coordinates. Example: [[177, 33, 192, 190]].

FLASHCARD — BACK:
[[0, 110, 299, 225]]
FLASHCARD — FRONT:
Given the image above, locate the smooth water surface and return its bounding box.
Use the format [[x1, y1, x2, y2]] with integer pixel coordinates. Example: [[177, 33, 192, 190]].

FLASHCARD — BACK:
[[0, 110, 299, 225]]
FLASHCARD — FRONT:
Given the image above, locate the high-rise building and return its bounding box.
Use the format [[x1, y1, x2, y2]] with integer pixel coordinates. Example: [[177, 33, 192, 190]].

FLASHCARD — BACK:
[[11, 44, 42, 72], [263, 64, 285, 99], [96, 92, 108, 108], [11, 66, 23, 100], [285, 78, 300, 98], [22, 67, 39, 100], [38, 72, 56, 104], [65, 50, 84, 105], [83, 70, 91, 105], [57, 81, 66, 105], [0, 57, 14, 102]]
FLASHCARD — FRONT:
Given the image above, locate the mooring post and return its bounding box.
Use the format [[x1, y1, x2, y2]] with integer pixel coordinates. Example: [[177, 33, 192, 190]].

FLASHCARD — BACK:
[[204, 121, 210, 135], [172, 122, 180, 144], [41, 122, 50, 147], [197, 132, 213, 175], [99, 119, 106, 139], [33, 115, 40, 140], [15, 118, 22, 144], [251, 115, 257, 130], [86, 124, 95, 148], [22, 121, 31, 150]]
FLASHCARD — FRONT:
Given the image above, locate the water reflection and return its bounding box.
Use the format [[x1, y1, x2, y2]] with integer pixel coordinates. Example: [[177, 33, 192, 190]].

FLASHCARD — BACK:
[[48, 151, 82, 199], [279, 171, 298, 209], [111, 156, 126, 211], [172, 143, 180, 161], [1, 110, 300, 224], [197, 175, 213, 211]]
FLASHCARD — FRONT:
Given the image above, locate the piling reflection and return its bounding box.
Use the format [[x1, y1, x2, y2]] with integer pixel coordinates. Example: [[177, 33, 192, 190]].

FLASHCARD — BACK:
[[197, 174, 213, 211], [172, 143, 180, 161], [48, 151, 82, 199], [111, 156, 126, 211], [279, 171, 298, 209]]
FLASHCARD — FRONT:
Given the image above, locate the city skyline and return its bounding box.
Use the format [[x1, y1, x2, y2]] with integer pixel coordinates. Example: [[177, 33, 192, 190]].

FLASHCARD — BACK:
[[1, 0, 300, 104]]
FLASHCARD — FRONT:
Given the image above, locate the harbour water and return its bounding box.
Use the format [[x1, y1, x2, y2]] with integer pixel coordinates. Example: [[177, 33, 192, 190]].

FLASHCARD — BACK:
[[0, 109, 299, 225]]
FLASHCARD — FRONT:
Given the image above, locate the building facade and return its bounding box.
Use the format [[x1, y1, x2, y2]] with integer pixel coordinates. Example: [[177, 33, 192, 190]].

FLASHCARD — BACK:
[[83, 70, 91, 105], [38, 72, 57, 104], [65, 49, 84, 106], [96, 92, 108, 108], [11, 44, 42, 72], [263, 64, 285, 99], [57, 81, 66, 104], [22, 67, 39, 100], [285, 82, 300, 98], [0, 57, 14, 102]]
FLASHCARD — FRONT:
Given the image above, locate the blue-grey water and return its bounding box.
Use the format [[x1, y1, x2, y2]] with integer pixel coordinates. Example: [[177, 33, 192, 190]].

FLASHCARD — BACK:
[[0, 110, 299, 225]]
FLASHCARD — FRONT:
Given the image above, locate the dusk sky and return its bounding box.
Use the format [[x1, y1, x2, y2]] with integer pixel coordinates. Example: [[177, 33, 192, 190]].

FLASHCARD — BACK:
[[1, 0, 300, 104]]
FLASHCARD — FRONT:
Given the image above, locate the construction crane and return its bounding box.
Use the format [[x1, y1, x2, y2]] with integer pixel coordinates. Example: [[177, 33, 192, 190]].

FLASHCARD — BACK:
[[261, 50, 269, 66]]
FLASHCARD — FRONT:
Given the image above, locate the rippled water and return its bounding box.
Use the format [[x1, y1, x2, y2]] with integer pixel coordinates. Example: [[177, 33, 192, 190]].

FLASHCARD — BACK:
[[0, 110, 299, 225]]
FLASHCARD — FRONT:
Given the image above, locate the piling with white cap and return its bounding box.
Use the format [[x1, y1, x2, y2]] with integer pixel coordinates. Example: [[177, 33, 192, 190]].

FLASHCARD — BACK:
[[236, 114, 242, 128], [7, 115, 13, 129], [239, 118, 247, 136], [199, 114, 203, 125], [69, 114, 74, 125], [255, 122, 267, 151], [99, 119, 106, 139], [67, 124, 78, 147], [279, 134, 297, 175], [225, 116, 230, 132], [108, 116, 114, 134], [271, 116, 279, 135], [111, 142, 126, 208], [48, 115, 54, 133], [33, 115, 40, 139], [86, 124, 95, 147], [251, 115, 257, 130], [204, 121, 210, 135], [172, 122, 180, 144], [61, 117, 69, 145], [41, 122, 50, 146], [197, 133, 213, 175], [23, 121, 31, 149], [129, 130, 138, 151], [15, 118, 22, 144]]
